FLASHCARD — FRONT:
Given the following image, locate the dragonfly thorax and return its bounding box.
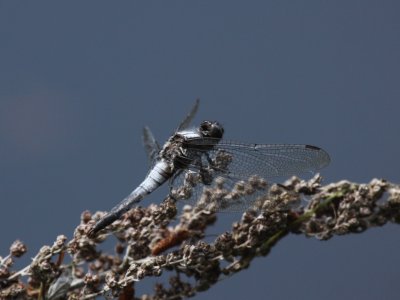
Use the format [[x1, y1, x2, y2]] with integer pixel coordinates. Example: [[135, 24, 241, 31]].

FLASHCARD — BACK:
[[158, 121, 224, 171], [159, 134, 186, 167]]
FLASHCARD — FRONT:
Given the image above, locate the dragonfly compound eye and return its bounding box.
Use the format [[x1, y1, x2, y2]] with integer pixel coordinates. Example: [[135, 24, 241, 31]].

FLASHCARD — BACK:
[[200, 121, 224, 139]]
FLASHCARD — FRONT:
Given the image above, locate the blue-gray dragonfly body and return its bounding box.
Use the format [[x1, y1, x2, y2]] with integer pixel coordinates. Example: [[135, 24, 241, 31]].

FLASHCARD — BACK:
[[88, 100, 330, 236]]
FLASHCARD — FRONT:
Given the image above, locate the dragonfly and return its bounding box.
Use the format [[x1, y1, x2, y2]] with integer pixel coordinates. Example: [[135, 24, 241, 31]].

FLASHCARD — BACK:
[[88, 100, 330, 236]]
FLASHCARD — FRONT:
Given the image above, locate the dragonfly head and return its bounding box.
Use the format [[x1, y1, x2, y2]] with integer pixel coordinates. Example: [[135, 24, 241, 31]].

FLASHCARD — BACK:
[[199, 121, 224, 139]]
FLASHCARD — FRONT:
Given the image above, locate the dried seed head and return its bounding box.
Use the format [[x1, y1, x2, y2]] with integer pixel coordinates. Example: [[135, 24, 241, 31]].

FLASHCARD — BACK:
[[84, 272, 100, 286], [81, 210, 92, 224], [53, 235, 67, 250], [0, 265, 10, 279], [10, 240, 27, 258], [105, 271, 118, 288]]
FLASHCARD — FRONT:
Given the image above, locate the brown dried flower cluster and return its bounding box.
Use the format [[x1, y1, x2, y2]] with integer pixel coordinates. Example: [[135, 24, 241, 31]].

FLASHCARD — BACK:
[[1, 176, 399, 299]]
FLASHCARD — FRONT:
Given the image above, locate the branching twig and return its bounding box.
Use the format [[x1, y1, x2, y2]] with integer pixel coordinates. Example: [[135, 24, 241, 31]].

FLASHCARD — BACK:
[[1, 175, 399, 299]]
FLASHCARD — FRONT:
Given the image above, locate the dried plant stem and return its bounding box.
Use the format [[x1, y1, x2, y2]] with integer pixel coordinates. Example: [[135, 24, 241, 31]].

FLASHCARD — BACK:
[[1, 176, 399, 299]]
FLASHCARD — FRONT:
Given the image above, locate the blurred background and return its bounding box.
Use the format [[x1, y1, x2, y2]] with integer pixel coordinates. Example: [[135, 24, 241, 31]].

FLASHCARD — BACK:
[[1, 1, 399, 299]]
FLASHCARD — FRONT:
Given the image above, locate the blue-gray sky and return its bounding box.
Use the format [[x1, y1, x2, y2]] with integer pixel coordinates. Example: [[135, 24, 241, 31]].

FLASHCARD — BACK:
[[1, 1, 399, 299]]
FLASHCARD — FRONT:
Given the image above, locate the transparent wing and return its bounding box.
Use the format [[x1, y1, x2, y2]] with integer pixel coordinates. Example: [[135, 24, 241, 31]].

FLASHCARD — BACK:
[[170, 169, 269, 212], [142, 126, 160, 165], [176, 99, 200, 131], [183, 138, 330, 180], [171, 139, 330, 212]]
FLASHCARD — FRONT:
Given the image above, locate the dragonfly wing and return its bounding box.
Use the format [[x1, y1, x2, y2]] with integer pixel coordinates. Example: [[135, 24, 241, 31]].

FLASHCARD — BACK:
[[142, 126, 160, 165], [170, 167, 268, 213], [183, 138, 330, 181], [176, 99, 200, 131], [171, 138, 329, 213]]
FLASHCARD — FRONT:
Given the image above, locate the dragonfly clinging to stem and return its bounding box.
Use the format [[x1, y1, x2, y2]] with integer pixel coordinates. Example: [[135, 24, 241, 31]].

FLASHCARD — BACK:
[[88, 99, 330, 237]]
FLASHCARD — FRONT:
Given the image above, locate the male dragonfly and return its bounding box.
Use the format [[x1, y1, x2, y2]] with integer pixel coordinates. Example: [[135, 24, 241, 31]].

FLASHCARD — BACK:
[[88, 100, 330, 236]]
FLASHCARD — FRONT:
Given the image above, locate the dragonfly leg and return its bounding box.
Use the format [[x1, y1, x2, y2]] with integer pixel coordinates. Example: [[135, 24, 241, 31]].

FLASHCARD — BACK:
[[168, 169, 184, 200]]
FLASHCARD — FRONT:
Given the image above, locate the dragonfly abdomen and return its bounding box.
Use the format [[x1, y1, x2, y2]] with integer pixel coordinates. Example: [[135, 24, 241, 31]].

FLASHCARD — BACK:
[[88, 160, 172, 236]]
